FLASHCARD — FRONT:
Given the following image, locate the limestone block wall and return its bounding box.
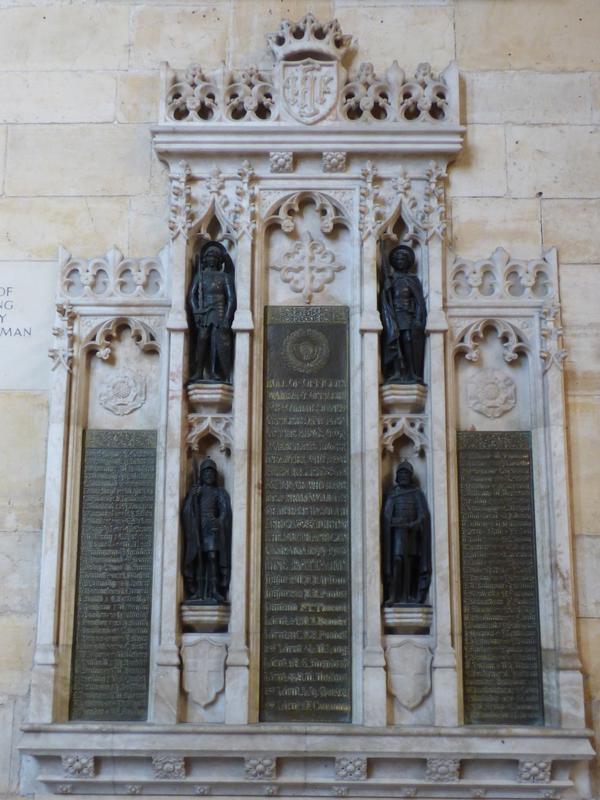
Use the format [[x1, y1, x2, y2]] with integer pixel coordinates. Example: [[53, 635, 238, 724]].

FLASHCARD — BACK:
[[0, 0, 598, 796]]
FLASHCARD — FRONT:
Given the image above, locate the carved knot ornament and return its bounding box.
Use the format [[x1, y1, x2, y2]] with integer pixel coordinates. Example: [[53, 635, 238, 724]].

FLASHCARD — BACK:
[[270, 232, 344, 304], [467, 369, 516, 419]]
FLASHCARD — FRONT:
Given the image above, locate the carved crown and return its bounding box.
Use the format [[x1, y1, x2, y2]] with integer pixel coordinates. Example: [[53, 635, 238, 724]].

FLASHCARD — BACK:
[[267, 14, 355, 62]]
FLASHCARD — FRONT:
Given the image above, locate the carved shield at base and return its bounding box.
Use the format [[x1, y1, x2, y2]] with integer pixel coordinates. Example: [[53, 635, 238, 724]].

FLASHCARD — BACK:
[[385, 640, 432, 710], [181, 639, 227, 707], [280, 59, 339, 124]]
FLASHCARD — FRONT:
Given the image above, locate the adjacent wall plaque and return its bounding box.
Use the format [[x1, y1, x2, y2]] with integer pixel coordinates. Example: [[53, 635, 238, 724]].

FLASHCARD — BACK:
[[70, 429, 156, 721], [457, 431, 544, 725], [260, 306, 352, 722]]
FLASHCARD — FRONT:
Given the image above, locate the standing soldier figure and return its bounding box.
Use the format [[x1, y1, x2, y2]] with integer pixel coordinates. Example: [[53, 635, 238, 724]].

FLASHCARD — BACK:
[[381, 461, 431, 605], [379, 244, 427, 384], [181, 458, 232, 604], [188, 240, 236, 383]]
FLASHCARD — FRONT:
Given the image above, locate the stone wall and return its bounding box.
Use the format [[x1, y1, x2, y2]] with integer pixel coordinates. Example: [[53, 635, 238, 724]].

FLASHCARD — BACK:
[[0, 0, 598, 796]]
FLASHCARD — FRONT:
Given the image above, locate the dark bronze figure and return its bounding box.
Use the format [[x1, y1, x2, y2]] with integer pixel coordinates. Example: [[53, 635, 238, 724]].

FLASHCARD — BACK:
[[382, 461, 431, 605], [379, 244, 427, 384], [188, 240, 236, 383], [182, 457, 232, 604]]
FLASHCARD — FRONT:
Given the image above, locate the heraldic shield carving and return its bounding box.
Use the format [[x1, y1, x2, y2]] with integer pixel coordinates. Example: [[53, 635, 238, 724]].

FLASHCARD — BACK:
[[386, 640, 433, 710], [268, 14, 354, 124], [181, 639, 227, 707], [281, 59, 339, 124]]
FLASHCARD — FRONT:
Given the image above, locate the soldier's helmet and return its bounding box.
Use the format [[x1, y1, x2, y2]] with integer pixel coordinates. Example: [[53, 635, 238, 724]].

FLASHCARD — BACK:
[[199, 457, 217, 478], [395, 459, 414, 480]]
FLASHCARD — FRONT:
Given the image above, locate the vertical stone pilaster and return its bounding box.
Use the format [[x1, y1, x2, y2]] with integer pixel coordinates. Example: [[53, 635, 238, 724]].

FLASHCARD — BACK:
[[225, 232, 253, 724], [427, 234, 459, 726], [360, 234, 386, 727], [29, 303, 75, 723], [149, 235, 186, 723]]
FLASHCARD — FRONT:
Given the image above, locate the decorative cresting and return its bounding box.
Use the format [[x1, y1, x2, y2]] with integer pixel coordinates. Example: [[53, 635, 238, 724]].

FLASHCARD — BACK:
[[450, 247, 555, 302], [59, 246, 166, 302], [161, 14, 458, 126]]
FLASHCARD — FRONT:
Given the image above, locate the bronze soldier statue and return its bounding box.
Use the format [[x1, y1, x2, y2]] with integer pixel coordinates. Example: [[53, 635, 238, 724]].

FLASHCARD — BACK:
[[188, 240, 236, 383], [381, 461, 431, 605], [379, 244, 427, 384], [181, 457, 232, 604]]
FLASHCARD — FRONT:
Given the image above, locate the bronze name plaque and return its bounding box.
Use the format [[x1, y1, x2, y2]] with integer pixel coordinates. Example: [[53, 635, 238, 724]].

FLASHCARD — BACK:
[[458, 431, 544, 725], [70, 429, 156, 721], [260, 306, 352, 722]]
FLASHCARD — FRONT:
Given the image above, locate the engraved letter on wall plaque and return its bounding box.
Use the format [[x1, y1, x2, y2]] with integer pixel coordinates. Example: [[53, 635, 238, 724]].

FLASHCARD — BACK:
[[457, 431, 544, 725], [260, 306, 352, 723], [70, 429, 156, 721]]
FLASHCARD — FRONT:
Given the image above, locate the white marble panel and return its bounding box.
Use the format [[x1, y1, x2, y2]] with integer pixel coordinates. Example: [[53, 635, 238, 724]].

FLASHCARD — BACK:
[[0, 262, 58, 391]]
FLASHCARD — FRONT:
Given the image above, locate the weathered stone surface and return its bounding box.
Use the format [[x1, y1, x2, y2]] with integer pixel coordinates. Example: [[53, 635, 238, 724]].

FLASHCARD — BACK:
[[456, 0, 600, 71], [560, 264, 600, 328], [564, 327, 600, 397], [230, 0, 334, 67], [0, 72, 116, 124], [579, 619, 600, 698], [131, 5, 229, 68], [592, 74, 600, 125], [128, 195, 169, 256], [5, 125, 150, 197], [448, 125, 507, 198], [0, 393, 48, 531], [542, 200, 600, 264], [451, 198, 541, 258], [117, 73, 160, 123], [0, 197, 128, 260], [0, 5, 129, 70], [567, 395, 600, 537], [507, 126, 600, 199], [464, 71, 592, 125], [0, 695, 15, 793], [335, 4, 454, 72], [0, 533, 41, 615], [0, 614, 36, 695], [575, 536, 600, 616]]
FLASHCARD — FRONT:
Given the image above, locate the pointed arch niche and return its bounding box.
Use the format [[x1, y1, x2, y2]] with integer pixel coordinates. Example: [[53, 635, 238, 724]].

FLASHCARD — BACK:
[[22, 11, 593, 800]]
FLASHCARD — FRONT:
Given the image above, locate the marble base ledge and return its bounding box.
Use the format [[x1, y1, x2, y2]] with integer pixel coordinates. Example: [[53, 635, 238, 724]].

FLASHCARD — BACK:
[[181, 602, 230, 632], [380, 383, 427, 414], [383, 604, 432, 634], [19, 724, 594, 798], [187, 382, 233, 413]]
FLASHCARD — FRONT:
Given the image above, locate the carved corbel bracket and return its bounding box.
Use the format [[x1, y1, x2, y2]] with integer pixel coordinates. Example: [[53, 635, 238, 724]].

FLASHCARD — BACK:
[[381, 415, 428, 455], [187, 414, 233, 454]]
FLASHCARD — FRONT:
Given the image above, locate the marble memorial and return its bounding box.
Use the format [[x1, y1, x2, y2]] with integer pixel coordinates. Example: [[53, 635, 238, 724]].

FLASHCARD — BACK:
[[18, 12, 595, 800]]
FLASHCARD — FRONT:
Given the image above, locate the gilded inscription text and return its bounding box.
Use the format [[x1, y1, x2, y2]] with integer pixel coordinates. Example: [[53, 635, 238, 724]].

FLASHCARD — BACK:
[[260, 306, 351, 722]]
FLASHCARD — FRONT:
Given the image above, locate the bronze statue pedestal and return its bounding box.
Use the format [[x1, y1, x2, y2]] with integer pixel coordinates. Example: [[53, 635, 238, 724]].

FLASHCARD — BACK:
[[381, 382, 427, 414], [187, 382, 233, 413], [383, 604, 432, 635], [181, 602, 230, 633]]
